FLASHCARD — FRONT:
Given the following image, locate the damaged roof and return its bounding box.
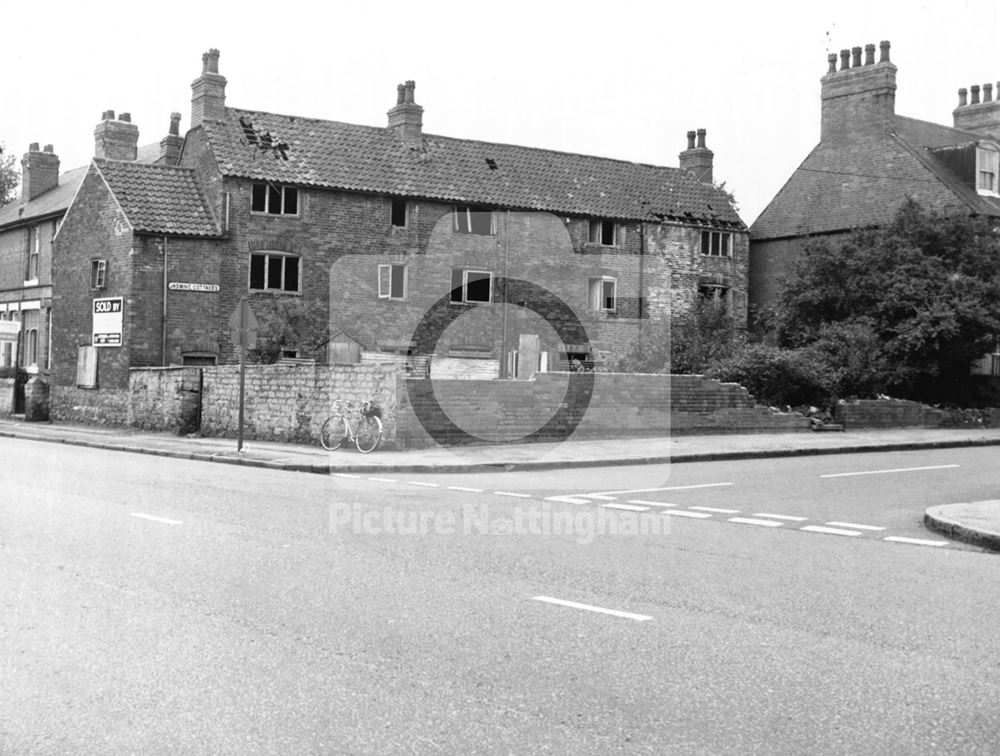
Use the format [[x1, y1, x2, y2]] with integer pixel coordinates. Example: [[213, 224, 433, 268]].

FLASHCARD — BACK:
[[201, 108, 744, 229]]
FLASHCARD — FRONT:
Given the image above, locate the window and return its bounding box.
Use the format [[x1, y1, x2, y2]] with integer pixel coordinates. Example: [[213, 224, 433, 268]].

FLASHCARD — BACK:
[[249, 252, 300, 292], [25, 227, 39, 281], [453, 206, 495, 235], [450, 269, 493, 304], [251, 183, 299, 215], [588, 220, 617, 246], [390, 198, 407, 228], [698, 284, 730, 310], [91, 259, 107, 289], [22, 310, 39, 367], [588, 277, 617, 312], [977, 145, 999, 196], [378, 264, 407, 300], [701, 230, 732, 257]]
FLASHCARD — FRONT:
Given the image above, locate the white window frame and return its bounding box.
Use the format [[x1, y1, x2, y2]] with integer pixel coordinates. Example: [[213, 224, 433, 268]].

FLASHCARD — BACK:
[[24, 226, 40, 284], [588, 220, 617, 246], [378, 263, 407, 300], [701, 230, 732, 257], [453, 206, 496, 236], [250, 183, 300, 215], [588, 276, 617, 312], [22, 310, 39, 368], [976, 145, 999, 197], [451, 268, 493, 304], [249, 251, 301, 293], [91, 259, 107, 290]]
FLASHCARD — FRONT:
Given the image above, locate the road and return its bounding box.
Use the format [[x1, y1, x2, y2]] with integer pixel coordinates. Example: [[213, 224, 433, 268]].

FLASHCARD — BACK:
[[2, 437, 999, 754]]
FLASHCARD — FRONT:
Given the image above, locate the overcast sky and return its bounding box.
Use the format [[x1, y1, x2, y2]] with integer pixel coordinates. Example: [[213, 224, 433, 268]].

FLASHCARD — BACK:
[[3, 0, 997, 224]]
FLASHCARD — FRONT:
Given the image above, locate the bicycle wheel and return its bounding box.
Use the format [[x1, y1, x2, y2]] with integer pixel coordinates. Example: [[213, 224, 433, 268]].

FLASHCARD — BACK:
[[320, 415, 347, 451], [354, 415, 383, 454]]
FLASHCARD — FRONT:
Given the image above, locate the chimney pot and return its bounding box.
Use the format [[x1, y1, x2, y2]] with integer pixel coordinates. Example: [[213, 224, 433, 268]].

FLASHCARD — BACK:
[[864, 44, 876, 65], [191, 48, 228, 127], [696, 128, 707, 149], [851, 47, 862, 68], [102, 109, 115, 121], [827, 53, 837, 74], [879, 40, 891, 62], [971, 85, 981, 105], [29, 142, 40, 152], [984, 83, 994, 103], [840, 49, 851, 71], [686, 130, 696, 149], [169, 112, 181, 136], [958, 87, 968, 107], [43, 144, 53, 153], [396, 84, 405, 105], [120, 112, 131, 123]]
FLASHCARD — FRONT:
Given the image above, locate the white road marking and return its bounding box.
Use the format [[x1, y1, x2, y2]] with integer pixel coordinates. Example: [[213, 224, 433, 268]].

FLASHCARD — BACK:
[[627, 500, 676, 508], [602, 503, 650, 512], [493, 491, 533, 498], [545, 495, 594, 505], [801, 525, 862, 537], [690, 506, 740, 514], [729, 517, 784, 527], [821, 464, 960, 478], [130, 513, 182, 525], [662, 510, 713, 519], [331, 473, 362, 479], [883, 536, 949, 547], [580, 493, 618, 500], [532, 596, 653, 622], [751, 513, 808, 522], [449, 486, 483, 493], [367, 477, 399, 483], [407, 481, 439, 487], [826, 521, 886, 532], [596, 482, 733, 495]]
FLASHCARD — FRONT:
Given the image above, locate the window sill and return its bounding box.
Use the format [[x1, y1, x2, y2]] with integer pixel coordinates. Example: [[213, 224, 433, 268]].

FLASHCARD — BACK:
[[248, 289, 302, 296], [23, 279, 39, 287], [976, 189, 1000, 198], [250, 211, 302, 218]]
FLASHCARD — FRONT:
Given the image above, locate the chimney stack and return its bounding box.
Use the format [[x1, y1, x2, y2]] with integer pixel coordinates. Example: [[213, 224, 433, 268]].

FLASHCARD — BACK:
[[820, 40, 897, 142], [21, 143, 60, 201], [159, 112, 184, 165], [953, 79, 1000, 139], [191, 48, 227, 127], [387, 80, 424, 148], [678, 128, 714, 184], [94, 110, 139, 161]]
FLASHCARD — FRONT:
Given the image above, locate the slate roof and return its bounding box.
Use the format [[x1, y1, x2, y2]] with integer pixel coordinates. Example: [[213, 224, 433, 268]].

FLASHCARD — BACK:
[[202, 108, 744, 229], [95, 160, 220, 236], [751, 116, 1000, 240]]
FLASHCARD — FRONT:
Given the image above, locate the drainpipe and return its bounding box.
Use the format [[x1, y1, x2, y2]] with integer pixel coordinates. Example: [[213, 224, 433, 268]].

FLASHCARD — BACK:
[[161, 236, 168, 365], [638, 222, 646, 349], [501, 210, 510, 377]]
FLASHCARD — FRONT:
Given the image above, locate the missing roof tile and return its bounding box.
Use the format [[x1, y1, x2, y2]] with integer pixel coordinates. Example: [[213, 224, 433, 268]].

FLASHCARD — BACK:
[[485, 158, 498, 171]]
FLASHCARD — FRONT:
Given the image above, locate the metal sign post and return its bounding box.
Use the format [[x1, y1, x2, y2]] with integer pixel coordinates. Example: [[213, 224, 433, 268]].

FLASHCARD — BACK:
[[228, 298, 258, 453]]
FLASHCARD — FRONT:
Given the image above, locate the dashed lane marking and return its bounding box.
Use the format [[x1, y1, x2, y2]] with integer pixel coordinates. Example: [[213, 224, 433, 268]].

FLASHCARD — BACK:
[[826, 521, 886, 531], [821, 464, 960, 479], [662, 510, 713, 519], [366, 477, 399, 484], [627, 500, 676, 508], [493, 491, 533, 498], [883, 536, 949, 547], [130, 513, 182, 526], [545, 495, 596, 505], [690, 506, 740, 514], [331, 473, 362, 479], [801, 525, 862, 537], [729, 517, 784, 527], [601, 503, 650, 512], [532, 596, 653, 622], [406, 481, 439, 487], [752, 513, 808, 522], [595, 482, 733, 495], [449, 486, 484, 493]]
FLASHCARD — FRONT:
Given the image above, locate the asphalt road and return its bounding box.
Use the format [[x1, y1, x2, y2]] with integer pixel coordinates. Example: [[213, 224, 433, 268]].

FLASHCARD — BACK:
[[2, 437, 999, 754]]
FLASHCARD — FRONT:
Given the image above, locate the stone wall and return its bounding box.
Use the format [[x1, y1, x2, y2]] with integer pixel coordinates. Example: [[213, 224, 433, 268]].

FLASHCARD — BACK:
[[0, 377, 13, 415], [50, 386, 130, 426], [129, 367, 202, 433]]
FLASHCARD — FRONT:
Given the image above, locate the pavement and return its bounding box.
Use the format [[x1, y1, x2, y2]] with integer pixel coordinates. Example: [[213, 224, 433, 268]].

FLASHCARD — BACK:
[[2, 415, 999, 550]]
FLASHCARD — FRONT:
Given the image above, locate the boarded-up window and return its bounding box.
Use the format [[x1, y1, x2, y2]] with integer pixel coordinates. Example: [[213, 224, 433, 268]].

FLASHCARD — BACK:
[[76, 345, 97, 388]]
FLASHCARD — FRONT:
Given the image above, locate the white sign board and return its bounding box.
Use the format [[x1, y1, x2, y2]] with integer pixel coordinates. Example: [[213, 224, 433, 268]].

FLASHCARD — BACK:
[[0, 321, 19, 343], [168, 282, 220, 293], [93, 297, 123, 347]]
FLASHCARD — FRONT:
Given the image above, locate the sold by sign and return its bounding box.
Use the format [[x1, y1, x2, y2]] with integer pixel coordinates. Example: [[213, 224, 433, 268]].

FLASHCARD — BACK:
[[93, 297, 123, 347]]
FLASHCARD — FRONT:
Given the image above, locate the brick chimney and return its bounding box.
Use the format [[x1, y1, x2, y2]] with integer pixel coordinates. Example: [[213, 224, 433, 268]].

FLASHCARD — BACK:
[[94, 110, 139, 161], [191, 48, 227, 127], [678, 129, 714, 183], [953, 80, 1000, 139], [820, 40, 897, 142], [387, 80, 424, 147], [21, 143, 60, 201], [159, 112, 184, 165]]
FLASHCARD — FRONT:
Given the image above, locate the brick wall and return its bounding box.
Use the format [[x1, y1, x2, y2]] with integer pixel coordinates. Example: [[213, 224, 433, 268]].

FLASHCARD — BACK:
[[834, 398, 997, 428]]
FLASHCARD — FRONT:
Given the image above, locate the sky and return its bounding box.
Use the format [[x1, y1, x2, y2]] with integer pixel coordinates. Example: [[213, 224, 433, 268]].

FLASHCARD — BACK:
[[2, 0, 998, 225]]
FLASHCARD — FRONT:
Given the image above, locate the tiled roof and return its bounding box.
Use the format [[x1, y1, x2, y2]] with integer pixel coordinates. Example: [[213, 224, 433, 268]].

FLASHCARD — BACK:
[[751, 116, 1000, 240], [0, 143, 162, 230], [95, 160, 220, 236], [202, 108, 744, 228]]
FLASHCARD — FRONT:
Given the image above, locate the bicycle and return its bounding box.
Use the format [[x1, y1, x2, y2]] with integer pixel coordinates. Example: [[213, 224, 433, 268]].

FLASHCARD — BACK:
[[320, 399, 383, 453]]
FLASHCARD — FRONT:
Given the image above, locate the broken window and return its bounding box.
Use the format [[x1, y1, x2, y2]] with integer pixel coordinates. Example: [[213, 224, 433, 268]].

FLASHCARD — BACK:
[[588, 220, 617, 246], [90, 259, 107, 289], [249, 252, 300, 292], [698, 284, 730, 311], [450, 268, 493, 304], [390, 198, 407, 228], [700, 230, 732, 257], [378, 264, 407, 300], [588, 277, 617, 312], [454, 206, 495, 235], [251, 183, 299, 215]]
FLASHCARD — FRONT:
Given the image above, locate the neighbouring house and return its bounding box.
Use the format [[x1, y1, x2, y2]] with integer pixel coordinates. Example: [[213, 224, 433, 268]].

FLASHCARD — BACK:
[[51, 49, 747, 422], [749, 40, 1000, 375]]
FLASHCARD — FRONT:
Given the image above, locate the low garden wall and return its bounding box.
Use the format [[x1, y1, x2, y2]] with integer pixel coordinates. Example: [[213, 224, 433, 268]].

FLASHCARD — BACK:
[[834, 399, 997, 429], [50, 386, 130, 427], [0, 377, 13, 415]]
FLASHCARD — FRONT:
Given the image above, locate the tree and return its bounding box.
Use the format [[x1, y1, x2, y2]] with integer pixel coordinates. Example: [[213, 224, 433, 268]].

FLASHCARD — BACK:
[[771, 200, 1000, 403], [248, 298, 329, 364], [0, 143, 19, 206]]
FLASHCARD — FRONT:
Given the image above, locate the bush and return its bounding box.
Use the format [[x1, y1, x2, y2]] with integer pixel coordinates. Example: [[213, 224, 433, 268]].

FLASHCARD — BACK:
[[0, 366, 28, 382], [706, 344, 832, 407]]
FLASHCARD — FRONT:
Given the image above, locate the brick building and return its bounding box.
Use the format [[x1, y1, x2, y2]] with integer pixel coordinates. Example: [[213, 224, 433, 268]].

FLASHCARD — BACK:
[[750, 40, 1000, 342], [52, 49, 746, 414]]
